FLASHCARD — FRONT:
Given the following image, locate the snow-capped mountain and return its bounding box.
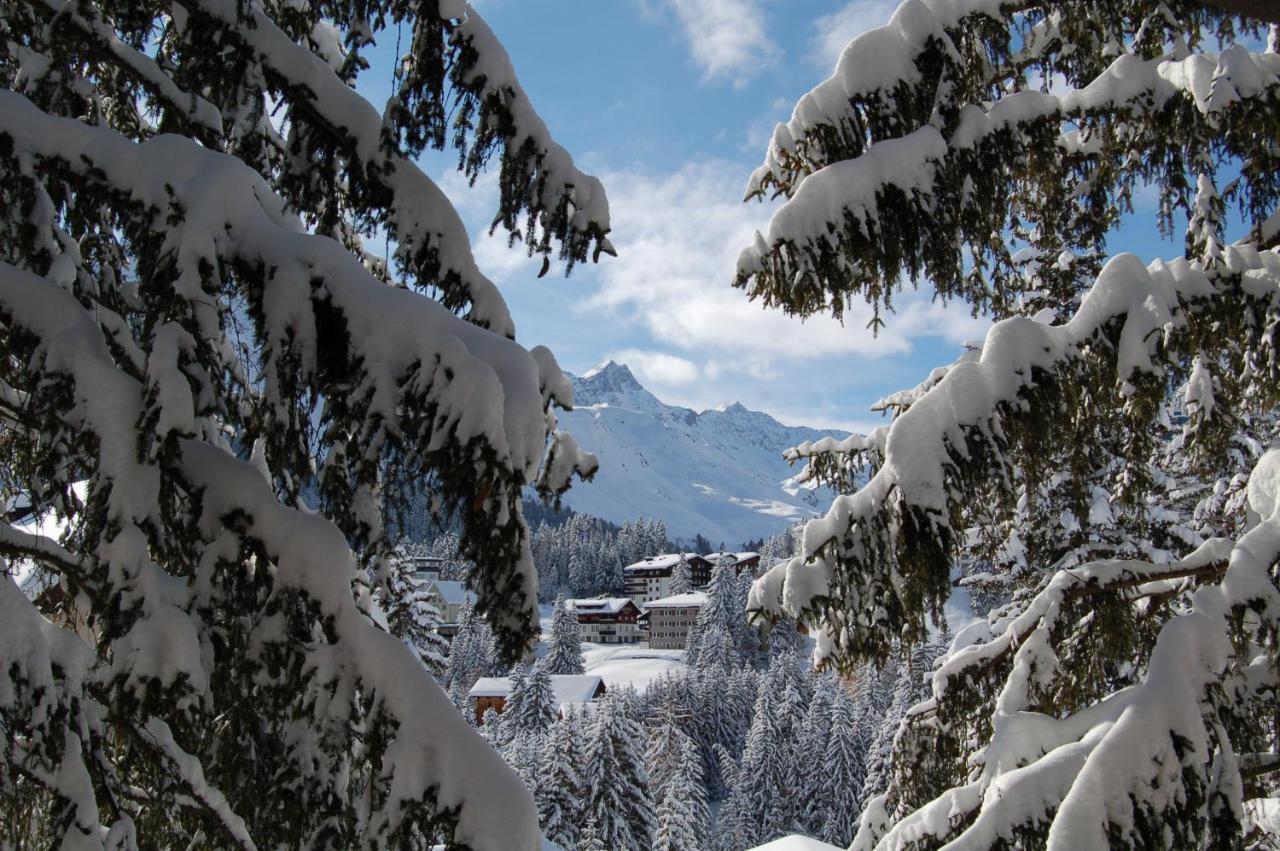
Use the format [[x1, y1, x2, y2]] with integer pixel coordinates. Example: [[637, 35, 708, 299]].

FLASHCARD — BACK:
[[555, 361, 850, 545]]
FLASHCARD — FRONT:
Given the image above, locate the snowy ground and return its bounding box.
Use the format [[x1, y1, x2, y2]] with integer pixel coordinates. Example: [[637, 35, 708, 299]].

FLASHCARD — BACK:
[[745, 835, 843, 851], [581, 643, 687, 692]]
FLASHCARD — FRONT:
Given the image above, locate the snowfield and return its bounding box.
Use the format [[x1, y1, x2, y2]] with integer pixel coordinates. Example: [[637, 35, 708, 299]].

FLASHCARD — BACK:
[[581, 643, 688, 692]]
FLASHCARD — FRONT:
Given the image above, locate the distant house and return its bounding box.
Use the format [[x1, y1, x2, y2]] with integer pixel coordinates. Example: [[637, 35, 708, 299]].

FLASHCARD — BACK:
[[623, 553, 712, 604], [467, 674, 606, 724], [422, 579, 475, 638], [564, 597, 643, 644], [406, 554, 445, 583], [624, 551, 760, 604], [704, 551, 761, 575], [642, 591, 707, 650]]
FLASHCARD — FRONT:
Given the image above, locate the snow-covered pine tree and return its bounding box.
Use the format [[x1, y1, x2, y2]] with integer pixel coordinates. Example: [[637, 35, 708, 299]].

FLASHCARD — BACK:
[[537, 707, 586, 849], [575, 820, 606, 851], [584, 692, 655, 851], [818, 683, 867, 847], [742, 2, 1280, 847], [384, 555, 451, 679], [0, 1, 611, 847], [669, 555, 693, 595], [719, 652, 808, 846], [445, 595, 499, 691], [644, 694, 699, 809], [482, 706, 505, 748], [507, 662, 558, 739], [798, 673, 839, 833], [687, 558, 745, 671], [543, 594, 586, 675], [652, 735, 709, 851], [504, 729, 543, 796]]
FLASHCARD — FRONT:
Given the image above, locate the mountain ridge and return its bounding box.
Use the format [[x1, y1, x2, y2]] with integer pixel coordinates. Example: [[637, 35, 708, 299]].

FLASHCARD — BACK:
[[556, 361, 849, 545]]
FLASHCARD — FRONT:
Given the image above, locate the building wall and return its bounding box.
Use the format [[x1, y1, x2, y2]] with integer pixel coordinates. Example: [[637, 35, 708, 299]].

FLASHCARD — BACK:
[[626, 574, 672, 606], [578, 618, 641, 644], [647, 605, 701, 650], [473, 695, 506, 724]]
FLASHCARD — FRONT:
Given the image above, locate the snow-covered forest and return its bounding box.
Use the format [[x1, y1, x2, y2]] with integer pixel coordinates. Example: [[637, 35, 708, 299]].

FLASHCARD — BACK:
[[5, 0, 1280, 849]]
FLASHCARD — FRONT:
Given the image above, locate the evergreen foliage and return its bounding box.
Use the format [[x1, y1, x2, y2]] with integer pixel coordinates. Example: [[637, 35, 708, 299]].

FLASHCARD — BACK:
[[669, 556, 693, 595], [542, 595, 586, 675], [383, 554, 450, 679], [584, 692, 655, 851], [507, 663, 558, 739], [444, 596, 498, 692], [0, 0, 611, 846], [537, 708, 586, 849], [818, 684, 866, 846], [743, 2, 1280, 847]]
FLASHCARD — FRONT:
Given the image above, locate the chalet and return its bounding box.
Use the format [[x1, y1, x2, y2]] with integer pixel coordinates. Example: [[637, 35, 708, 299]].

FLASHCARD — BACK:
[[623, 553, 712, 604], [642, 591, 707, 650], [406, 554, 445, 583], [564, 597, 643, 644], [467, 674, 606, 724], [421, 579, 475, 638], [704, 551, 761, 575]]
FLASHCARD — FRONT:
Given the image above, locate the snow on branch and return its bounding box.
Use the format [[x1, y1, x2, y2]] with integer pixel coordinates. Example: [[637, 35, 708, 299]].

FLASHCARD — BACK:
[[23, 0, 223, 144], [851, 451, 1280, 849], [183, 0, 519, 334], [783, 428, 889, 494], [442, 8, 614, 266], [0, 87, 580, 478], [737, 0, 1280, 321], [0, 254, 543, 849], [748, 247, 1280, 662]]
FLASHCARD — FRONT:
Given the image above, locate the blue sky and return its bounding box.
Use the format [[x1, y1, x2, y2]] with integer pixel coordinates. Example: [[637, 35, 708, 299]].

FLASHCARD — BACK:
[[368, 1, 1187, 433]]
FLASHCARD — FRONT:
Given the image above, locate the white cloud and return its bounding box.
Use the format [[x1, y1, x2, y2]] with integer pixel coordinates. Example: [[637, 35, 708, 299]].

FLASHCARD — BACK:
[[811, 1, 899, 71], [584, 158, 988, 378], [607, 349, 701, 385], [657, 0, 778, 85]]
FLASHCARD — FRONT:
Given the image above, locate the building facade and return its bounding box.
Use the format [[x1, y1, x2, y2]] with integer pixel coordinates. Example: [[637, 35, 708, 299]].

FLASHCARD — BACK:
[[421, 579, 475, 638], [704, 552, 761, 575], [623, 552, 761, 604], [623, 553, 712, 605], [642, 592, 707, 650], [564, 597, 643, 644]]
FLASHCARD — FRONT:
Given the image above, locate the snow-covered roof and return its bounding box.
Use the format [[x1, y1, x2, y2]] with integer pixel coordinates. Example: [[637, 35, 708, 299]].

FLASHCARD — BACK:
[[425, 579, 474, 606], [467, 675, 605, 706], [623, 553, 685, 571], [704, 551, 760, 564], [746, 836, 843, 851], [564, 597, 636, 614], [642, 591, 708, 609]]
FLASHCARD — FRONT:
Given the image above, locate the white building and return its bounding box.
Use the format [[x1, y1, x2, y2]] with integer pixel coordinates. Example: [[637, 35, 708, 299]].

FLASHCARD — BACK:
[[642, 591, 707, 649], [623, 553, 712, 605], [421, 579, 475, 637], [564, 597, 643, 644]]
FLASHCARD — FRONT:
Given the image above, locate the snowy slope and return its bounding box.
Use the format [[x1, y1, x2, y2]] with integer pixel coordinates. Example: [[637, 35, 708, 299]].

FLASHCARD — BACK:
[[556, 361, 848, 544]]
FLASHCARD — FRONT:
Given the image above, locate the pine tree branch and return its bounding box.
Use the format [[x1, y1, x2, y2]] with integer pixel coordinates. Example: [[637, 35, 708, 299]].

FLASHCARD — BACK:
[[164, 0, 515, 332], [1194, 0, 1280, 25], [1241, 752, 1280, 779], [929, 538, 1233, 703], [24, 0, 223, 146], [0, 521, 103, 606]]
